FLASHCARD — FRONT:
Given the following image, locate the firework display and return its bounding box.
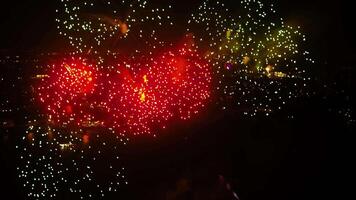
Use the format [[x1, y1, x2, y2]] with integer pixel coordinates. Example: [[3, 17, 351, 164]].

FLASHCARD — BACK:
[[107, 43, 211, 135], [5, 0, 336, 199], [37, 44, 211, 135], [16, 123, 128, 199], [56, 0, 174, 54], [37, 57, 103, 126], [187, 0, 314, 116]]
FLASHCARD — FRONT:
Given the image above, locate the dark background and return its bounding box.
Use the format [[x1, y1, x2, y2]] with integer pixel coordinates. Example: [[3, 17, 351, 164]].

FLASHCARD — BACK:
[[1, 0, 356, 83], [0, 0, 355, 199]]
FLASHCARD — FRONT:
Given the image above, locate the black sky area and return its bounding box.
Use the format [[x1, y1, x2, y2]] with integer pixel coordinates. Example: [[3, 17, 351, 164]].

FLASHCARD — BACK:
[[0, 0, 355, 59]]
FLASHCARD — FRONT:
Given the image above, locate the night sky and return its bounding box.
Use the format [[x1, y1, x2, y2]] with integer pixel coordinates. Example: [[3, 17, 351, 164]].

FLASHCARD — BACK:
[[1, 0, 356, 84], [0, 1, 355, 200], [1, 1, 355, 54]]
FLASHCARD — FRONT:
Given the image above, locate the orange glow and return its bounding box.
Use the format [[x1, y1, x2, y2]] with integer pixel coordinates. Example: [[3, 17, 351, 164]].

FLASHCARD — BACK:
[[143, 75, 148, 83], [27, 132, 34, 142], [242, 56, 250, 65], [117, 20, 129, 35], [140, 91, 146, 102], [82, 134, 89, 144]]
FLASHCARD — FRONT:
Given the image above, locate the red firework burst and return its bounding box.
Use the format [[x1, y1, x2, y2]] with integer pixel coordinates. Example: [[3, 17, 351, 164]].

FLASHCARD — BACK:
[[37, 57, 100, 126], [37, 44, 211, 135], [107, 46, 212, 135]]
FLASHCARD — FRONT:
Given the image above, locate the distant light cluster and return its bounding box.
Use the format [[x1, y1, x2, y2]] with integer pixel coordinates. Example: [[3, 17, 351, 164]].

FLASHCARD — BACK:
[[16, 123, 128, 199], [56, 0, 174, 54], [187, 0, 315, 116]]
